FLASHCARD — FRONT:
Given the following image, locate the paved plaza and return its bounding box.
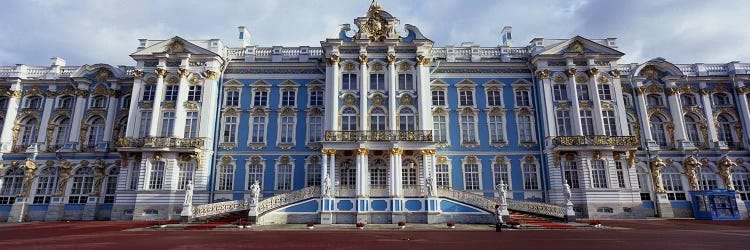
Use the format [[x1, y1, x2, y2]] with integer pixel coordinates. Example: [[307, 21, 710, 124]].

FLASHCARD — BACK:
[[0, 220, 748, 249]]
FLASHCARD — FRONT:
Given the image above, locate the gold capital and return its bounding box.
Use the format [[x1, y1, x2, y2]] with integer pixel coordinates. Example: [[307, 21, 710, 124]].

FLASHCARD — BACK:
[[389, 148, 403, 156], [535, 69, 550, 79], [154, 68, 167, 78], [611, 69, 621, 78], [178, 68, 190, 78], [416, 55, 430, 66], [326, 54, 340, 66], [132, 70, 144, 79], [358, 54, 368, 64], [356, 148, 369, 156], [204, 70, 218, 80], [386, 54, 396, 64]]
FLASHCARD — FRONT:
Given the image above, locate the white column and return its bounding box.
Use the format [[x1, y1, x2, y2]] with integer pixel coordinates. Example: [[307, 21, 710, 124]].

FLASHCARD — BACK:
[[125, 72, 143, 138], [392, 149, 403, 196], [700, 83, 719, 145], [421, 151, 430, 189], [172, 68, 190, 138], [416, 56, 433, 131], [324, 56, 340, 131], [588, 75, 605, 135], [359, 55, 369, 131], [68, 82, 89, 146], [103, 83, 119, 143], [612, 75, 630, 136], [735, 82, 750, 149], [634, 83, 653, 141], [539, 74, 557, 136], [567, 76, 583, 135], [321, 152, 328, 195], [149, 68, 167, 137], [356, 149, 364, 197], [0, 80, 22, 152], [199, 71, 218, 140], [430, 154, 437, 192], [37, 91, 56, 149], [665, 82, 687, 146], [329, 152, 337, 192], [387, 55, 397, 130]]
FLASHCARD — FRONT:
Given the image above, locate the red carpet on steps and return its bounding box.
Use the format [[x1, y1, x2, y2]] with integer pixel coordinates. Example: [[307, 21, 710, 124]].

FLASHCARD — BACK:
[[509, 212, 574, 229]]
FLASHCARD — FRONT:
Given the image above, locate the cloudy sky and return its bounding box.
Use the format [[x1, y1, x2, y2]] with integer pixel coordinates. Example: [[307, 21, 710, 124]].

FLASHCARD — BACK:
[[1, 0, 748, 67]]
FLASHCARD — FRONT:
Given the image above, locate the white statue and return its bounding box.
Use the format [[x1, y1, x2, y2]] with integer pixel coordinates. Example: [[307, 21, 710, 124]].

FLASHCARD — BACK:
[[250, 181, 261, 204], [563, 182, 572, 204], [183, 180, 194, 206], [425, 177, 435, 197], [495, 183, 507, 205], [322, 174, 332, 197]]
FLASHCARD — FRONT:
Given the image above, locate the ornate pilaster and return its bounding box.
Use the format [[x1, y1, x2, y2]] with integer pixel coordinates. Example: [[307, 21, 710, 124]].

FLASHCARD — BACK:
[[102, 83, 119, 147], [699, 83, 719, 147], [389, 148, 403, 197], [359, 54, 369, 131], [149, 68, 167, 137], [416, 55, 433, 131], [387, 53, 397, 130], [735, 82, 750, 149], [1, 81, 22, 152], [66, 82, 89, 149], [36, 89, 56, 151], [665, 82, 689, 149], [355, 148, 369, 198], [173, 67, 190, 138], [324, 55, 340, 131], [125, 71, 144, 138]]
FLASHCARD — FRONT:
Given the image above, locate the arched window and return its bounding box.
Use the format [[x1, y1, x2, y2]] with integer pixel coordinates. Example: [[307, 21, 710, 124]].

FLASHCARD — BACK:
[[732, 166, 750, 200], [402, 159, 418, 188], [622, 94, 633, 107], [370, 107, 386, 131], [684, 115, 701, 146], [646, 94, 663, 106], [713, 93, 731, 106], [86, 116, 105, 149], [52, 117, 71, 150], [34, 167, 58, 204], [90, 95, 108, 108], [341, 107, 358, 131], [69, 167, 94, 204], [17, 117, 39, 150], [680, 94, 697, 106], [661, 166, 686, 200], [369, 159, 387, 189], [399, 107, 416, 131], [177, 162, 195, 190], [0, 167, 25, 204], [563, 160, 581, 188], [636, 166, 651, 200], [121, 94, 131, 110], [698, 166, 719, 190], [24, 96, 43, 109], [717, 114, 736, 146], [103, 167, 119, 203], [650, 115, 668, 147], [627, 115, 637, 137]]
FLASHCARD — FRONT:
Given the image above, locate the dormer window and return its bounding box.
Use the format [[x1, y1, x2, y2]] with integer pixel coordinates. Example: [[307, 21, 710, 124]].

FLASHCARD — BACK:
[[24, 96, 42, 109]]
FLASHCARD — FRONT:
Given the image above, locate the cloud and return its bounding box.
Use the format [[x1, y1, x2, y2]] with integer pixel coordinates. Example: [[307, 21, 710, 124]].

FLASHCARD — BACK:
[[0, 0, 748, 66]]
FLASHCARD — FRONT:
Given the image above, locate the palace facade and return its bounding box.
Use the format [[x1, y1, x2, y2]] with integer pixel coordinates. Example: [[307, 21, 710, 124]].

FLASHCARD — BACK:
[[0, 2, 748, 223]]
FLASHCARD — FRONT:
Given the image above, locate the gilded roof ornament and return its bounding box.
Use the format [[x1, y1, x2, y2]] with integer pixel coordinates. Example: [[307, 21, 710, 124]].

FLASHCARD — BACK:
[[359, 0, 395, 42]]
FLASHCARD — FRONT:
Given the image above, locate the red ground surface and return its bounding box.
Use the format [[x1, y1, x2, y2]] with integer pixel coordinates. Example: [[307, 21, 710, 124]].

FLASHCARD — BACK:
[[1, 220, 748, 250]]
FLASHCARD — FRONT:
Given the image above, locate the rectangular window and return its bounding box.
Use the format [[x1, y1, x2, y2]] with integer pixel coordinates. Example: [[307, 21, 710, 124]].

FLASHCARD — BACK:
[[515, 90, 530, 107], [398, 73, 414, 90], [598, 84, 613, 100], [276, 164, 293, 191], [164, 85, 179, 101], [577, 85, 590, 101], [432, 90, 446, 106], [342, 74, 358, 90], [224, 91, 240, 107], [129, 163, 140, 190], [591, 160, 609, 188], [602, 110, 618, 136], [403, 168, 418, 187], [159, 112, 175, 137], [149, 162, 165, 190], [222, 116, 238, 143], [142, 85, 156, 102], [459, 90, 474, 106], [523, 163, 539, 190], [103, 174, 117, 204], [518, 115, 533, 143], [434, 115, 448, 143], [580, 110, 595, 136], [370, 73, 385, 90], [460, 115, 477, 143], [556, 110, 571, 136], [488, 115, 504, 143], [184, 111, 199, 138], [563, 161, 580, 188], [493, 163, 509, 187], [253, 91, 268, 107], [306, 164, 321, 187], [464, 163, 480, 190], [177, 163, 195, 190], [487, 90, 503, 106], [217, 164, 234, 191], [615, 162, 627, 188], [251, 116, 266, 143], [247, 164, 264, 189], [309, 91, 324, 106], [279, 116, 294, 144], [187, 85, 202, 101], [308, 116, 323, 143], [138, 111, 152, 138], [340, 168, 356, 188], [436, 164, 450, 188], [370, 168, 387, 188], [553, 84, 568, 101], [281, 90, 295, 107]]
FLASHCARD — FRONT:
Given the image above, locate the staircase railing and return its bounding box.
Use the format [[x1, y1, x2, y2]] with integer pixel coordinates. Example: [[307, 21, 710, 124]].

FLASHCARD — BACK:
[[257, 186, 320, 215], [437, 188, 566, 219], [192, 199, 251, 219]]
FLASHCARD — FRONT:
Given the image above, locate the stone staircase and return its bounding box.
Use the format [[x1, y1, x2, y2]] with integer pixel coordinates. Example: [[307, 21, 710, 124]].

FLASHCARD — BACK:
[[509, 211, 573, 229]]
